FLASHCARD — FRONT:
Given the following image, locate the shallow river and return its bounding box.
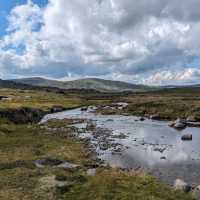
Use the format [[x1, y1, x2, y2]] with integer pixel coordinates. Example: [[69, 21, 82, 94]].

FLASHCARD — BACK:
[[41, 107, 200, 186]]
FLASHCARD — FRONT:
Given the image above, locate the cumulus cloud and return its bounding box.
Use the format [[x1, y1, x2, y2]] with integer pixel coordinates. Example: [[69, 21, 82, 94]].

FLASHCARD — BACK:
[[0, 0, 200, 84], [143, 68, 200, 85]]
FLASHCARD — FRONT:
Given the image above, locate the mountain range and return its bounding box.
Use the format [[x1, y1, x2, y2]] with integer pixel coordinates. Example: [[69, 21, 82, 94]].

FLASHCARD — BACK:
[[11, 77, 152, 92]]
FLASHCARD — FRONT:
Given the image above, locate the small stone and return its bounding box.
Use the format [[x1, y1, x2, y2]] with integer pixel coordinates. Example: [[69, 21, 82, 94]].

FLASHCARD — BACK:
[[51, 106, 65, 113], [87, 168, 96, 176], [168, 122, 175, 127], [139, 117, 145, 121], [81, 107, 88, 111], [196, 185, 200, 191], [150, 115, 161, 120], [181, 134, 192, 141], [35, 158, 63, 168], [154, 148, 166, 153], [174, 179, 192, 193], [187, 116, 197, 122], [57, 162, 79, 170]]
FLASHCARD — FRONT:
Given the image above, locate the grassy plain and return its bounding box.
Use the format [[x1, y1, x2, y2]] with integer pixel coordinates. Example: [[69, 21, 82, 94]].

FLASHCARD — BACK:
[[0, 87, 197, 200]]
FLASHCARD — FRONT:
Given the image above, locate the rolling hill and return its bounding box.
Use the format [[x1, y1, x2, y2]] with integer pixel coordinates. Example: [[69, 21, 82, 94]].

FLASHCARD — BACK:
[[12, 77, 152, 92]]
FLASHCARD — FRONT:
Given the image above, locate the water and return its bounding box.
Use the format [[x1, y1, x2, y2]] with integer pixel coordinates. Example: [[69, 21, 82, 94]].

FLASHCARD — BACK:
[[41, 108, 200, 186]]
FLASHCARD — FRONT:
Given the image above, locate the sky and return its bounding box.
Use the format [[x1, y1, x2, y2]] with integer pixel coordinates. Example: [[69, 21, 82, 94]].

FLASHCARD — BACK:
[[1, 0, 200, 85]]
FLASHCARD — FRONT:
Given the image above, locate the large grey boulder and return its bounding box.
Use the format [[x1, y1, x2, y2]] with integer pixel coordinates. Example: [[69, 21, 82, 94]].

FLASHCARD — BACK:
[[174, 179, 192, 193], [169, 118, 187, 129], [174, 122, 187, 129]]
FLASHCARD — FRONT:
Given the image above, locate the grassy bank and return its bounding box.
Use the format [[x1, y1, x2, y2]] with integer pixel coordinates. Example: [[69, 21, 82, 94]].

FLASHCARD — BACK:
[[96, 89, 200, 121], [0, 88, 82, 111], [0, 119, 195, 200]]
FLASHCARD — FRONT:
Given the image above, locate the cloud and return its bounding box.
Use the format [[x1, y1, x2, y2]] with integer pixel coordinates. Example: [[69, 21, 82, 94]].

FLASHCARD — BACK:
[[143, 68, 200, 85], [0, 0, 200, 84]]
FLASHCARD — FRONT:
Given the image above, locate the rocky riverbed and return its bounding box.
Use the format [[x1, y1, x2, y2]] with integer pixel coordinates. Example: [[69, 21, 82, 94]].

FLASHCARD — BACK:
[[41, 106, 200, 192]]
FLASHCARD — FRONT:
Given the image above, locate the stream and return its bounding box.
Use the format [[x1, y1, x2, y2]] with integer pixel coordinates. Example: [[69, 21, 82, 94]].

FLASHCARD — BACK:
[[41, 106, 200, 186]]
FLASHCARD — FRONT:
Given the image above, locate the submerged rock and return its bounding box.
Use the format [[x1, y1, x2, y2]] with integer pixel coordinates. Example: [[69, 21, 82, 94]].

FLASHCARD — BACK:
[[174, 179, 192, 193], [154, 147, 166, 153], [181, 134, 192, 141], [139, 117, 145, 121], [81, 107, 88, 111]]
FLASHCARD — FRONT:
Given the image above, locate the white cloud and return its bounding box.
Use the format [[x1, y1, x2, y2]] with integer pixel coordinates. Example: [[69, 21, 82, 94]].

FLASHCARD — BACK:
[[0, 0, 200, 84], [144, 68, 200, 85]]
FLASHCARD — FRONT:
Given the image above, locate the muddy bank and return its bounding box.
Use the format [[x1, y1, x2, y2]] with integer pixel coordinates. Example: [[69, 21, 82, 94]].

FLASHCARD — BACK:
[[0, 107, 47, 124], [0, 105, 84, 124]]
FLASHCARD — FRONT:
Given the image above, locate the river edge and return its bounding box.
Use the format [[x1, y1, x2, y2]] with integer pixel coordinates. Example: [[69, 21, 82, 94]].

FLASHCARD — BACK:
[[40, 107, 200, 198], [0, 110, 196, 200]]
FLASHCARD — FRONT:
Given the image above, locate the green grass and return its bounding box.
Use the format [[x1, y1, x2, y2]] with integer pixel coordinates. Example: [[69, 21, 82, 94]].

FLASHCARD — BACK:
[[96, 92, 200, 121], [0, 119, 95, 200], [0, 88, 82, 111], [0, 118, 195, 200], [60, 169, 194, 200]]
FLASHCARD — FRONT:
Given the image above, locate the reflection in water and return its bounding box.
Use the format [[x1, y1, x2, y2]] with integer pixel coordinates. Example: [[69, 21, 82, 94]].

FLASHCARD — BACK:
[[41, 108, 200, 185]]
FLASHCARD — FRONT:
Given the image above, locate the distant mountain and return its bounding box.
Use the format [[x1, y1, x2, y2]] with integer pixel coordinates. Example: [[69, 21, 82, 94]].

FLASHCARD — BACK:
[[0, 79, 29, 89], [12, 77, 152, 92]]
